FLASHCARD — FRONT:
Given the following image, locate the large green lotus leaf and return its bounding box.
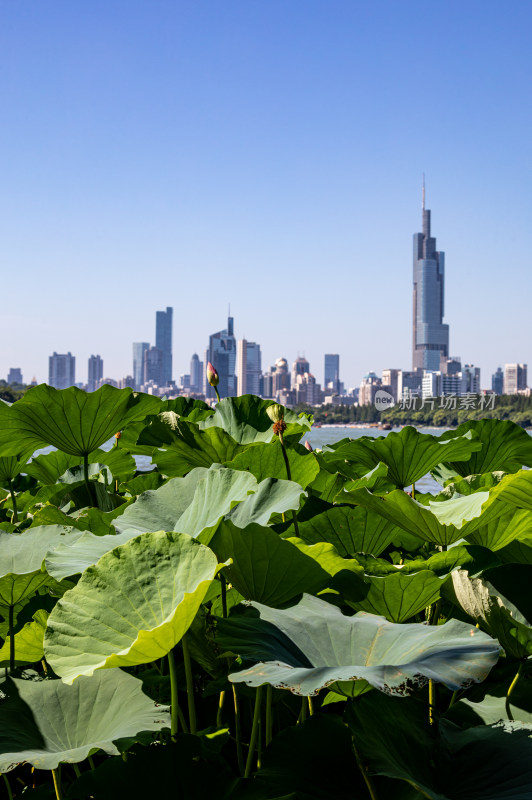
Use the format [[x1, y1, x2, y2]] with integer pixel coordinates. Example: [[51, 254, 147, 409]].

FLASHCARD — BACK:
[[347, 689, 532, 800], [225, 593, 499, 696], [464, 507, 532, 551], [320, 427, 481, 488], [24, 447, 136, 484], [113, 467, 209, 535], [497, 538, 532, 566], [0, 669, 170, 771], [198, 395, 312, 444], [0, 609, 48, 667], [345, 487, 507, 546], [438, 418, 532, 477], [225, 440, 320, 489], [44, 531, 223, 683], [444, 570, 532, 659], [115, 466, 302, 543], [292, 504, 403, 557], [137, 414, 251, 477], [307, 455, 351, 503], [44, 530, 148, 580], [448, 692, 532, 729], [347, 571, 445, 623], [0, 384, 160, 458], [0, 526, 76, 607], [209, 521, 332, 606]]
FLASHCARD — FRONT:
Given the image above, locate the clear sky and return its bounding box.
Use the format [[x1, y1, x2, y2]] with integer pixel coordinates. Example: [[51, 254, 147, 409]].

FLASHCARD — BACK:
[[1, 0, 531, 389]]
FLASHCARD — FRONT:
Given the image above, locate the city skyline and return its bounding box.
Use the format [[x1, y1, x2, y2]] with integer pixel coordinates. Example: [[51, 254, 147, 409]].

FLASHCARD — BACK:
[[1, 3, 531, 387]]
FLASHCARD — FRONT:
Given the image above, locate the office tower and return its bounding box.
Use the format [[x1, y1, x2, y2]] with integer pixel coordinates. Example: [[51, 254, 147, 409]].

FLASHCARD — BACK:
[[87, 355, 103, 392], [133, 343, 149, 390], [144, 346, 164, 385], [359, 372, 381, 405], [504, 363, 528, 395], [204, 315, 236, 399], [492, 367, 504, 395], [397, 370, 422, 401], [49, 352, 76, 390], [412, 181, 449, 371], [190, 354, 203, 394], [292, 356, 310, 387], [442, 357, 462, 376], [462, 365, 481, 394], [236, 340, 262, 396], [422, 371, 442, 399], [382, 368, 399, 402], [324, 354, 340, 393], [156, 307, 173, 385], [7, 368, 23, 384]]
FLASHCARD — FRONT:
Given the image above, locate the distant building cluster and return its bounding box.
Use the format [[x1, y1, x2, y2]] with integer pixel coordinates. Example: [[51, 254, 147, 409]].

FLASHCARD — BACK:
[[5, 188, 529, 406]]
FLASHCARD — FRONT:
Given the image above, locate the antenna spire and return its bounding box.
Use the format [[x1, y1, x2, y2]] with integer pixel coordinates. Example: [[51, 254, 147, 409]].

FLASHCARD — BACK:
[[422, 173, 426, 211]]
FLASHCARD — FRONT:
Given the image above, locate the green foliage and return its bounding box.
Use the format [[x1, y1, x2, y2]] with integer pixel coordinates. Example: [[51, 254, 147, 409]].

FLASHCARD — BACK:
[[0, 387, 530, 797]]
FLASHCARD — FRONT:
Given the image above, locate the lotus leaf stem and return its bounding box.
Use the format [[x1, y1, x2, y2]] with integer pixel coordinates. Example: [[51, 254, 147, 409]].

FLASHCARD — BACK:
[[8, 605, 15, 674], [505, 662, 525, 721], [182, 635, 197, 735], [217, 689, 226, 728], [2, 774, 13, 800], [265, 685, 273, 747], [233, 686, 244, 775], [308, 696, 314, 716], [168, 648, 180, 739], [83, 454, 94, 508], [352, 738, 379, 800], [244, 686, 263, 778], [278, 431, 300, 537], [88, 756, 96, 771], [73, 764, 81, 778], [52, 767, 63, 800], [7, 479, 18, 524], [428, 679, 436, 726]]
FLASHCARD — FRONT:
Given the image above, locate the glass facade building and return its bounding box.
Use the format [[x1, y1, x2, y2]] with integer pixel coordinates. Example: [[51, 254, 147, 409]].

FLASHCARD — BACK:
[[156, 307, 173, 385], [49, 352, 76, 389], [204, 316, 236, 399], [324, 354, 340, 392], [87, 355, 103, 392], [132, 342, 149, 390], [412, 186, 449, 371]]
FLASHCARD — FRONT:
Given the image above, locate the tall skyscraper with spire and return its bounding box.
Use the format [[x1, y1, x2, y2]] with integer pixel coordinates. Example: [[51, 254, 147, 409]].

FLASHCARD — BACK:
[[155, 307, 173, 385], [412, 179, 449, 371]]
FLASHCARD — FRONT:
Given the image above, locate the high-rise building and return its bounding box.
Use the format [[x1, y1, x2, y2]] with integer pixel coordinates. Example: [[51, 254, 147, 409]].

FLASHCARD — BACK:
[[492, 367, 504, 395], [144, 346, 164, 385], [156, 307, 173, 385], [397, 370, 422, 401], [324, 354, 340, 393], [292, 356, 310, 387], [382, 369, 400, 403], [7, 368, 23, 384], [87, 355, 103, 392], [412, 181, 449, 371], [236, 340, 262, 396], [462, 365, 481, 395], [504, 363, 528, 395], [133, 343, 149, 390], [204, 316, 236, 399], [49, 352, 76, 390], [190, 354, 203, 394], [359, 372, 381, 405]]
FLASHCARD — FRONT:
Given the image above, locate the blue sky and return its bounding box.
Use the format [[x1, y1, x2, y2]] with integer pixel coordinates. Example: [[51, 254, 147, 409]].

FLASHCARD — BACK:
[[1, 0, 531, 389]]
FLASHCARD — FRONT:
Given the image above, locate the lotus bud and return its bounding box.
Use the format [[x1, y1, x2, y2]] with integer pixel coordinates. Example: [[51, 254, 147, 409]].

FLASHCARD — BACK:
[[206, 362, 219, 387], [266, 404, 284, 424], [115, 431, 122, 440], [304, 440, 313, 452]]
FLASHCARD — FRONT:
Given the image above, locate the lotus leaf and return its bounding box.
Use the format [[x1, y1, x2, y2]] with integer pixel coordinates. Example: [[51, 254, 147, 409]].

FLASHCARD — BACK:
[[0, 669, 170, 771], [225, 593, 499, 696], [438, 419, 532, 477], [44, 531, 224, 682], [0, 384, 160, 458], [197, 395, 312, 444]]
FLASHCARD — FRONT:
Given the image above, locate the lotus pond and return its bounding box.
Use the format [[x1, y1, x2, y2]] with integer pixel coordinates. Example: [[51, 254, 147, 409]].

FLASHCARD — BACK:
[[1, 384, 532, 799]]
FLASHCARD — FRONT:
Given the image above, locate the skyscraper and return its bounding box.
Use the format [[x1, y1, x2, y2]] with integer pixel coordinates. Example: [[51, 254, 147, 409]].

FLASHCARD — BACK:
[[324, 354, 340, 393], [412, 181, 449, 371], [190, 353, 203, 394], [49, 352, 76, 389], [133, 343, 149, 390], [144, 346, 164, 385], [292, 356, 310, 387], [87, 355, 103, 392], [236, 340, 262, 396], [504, 363, 528, 394], [156, 307, 173, 385], [204, 316, 236, 399]]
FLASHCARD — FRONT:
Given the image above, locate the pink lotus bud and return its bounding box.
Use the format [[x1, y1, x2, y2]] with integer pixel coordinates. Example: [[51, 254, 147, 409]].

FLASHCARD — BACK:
[[304, 440, 313, 451], [206, 362, 219, 387]]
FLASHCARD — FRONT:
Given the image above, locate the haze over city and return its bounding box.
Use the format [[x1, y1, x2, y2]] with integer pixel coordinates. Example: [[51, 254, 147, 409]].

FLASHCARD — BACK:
[[1, 1, 531, 388]]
